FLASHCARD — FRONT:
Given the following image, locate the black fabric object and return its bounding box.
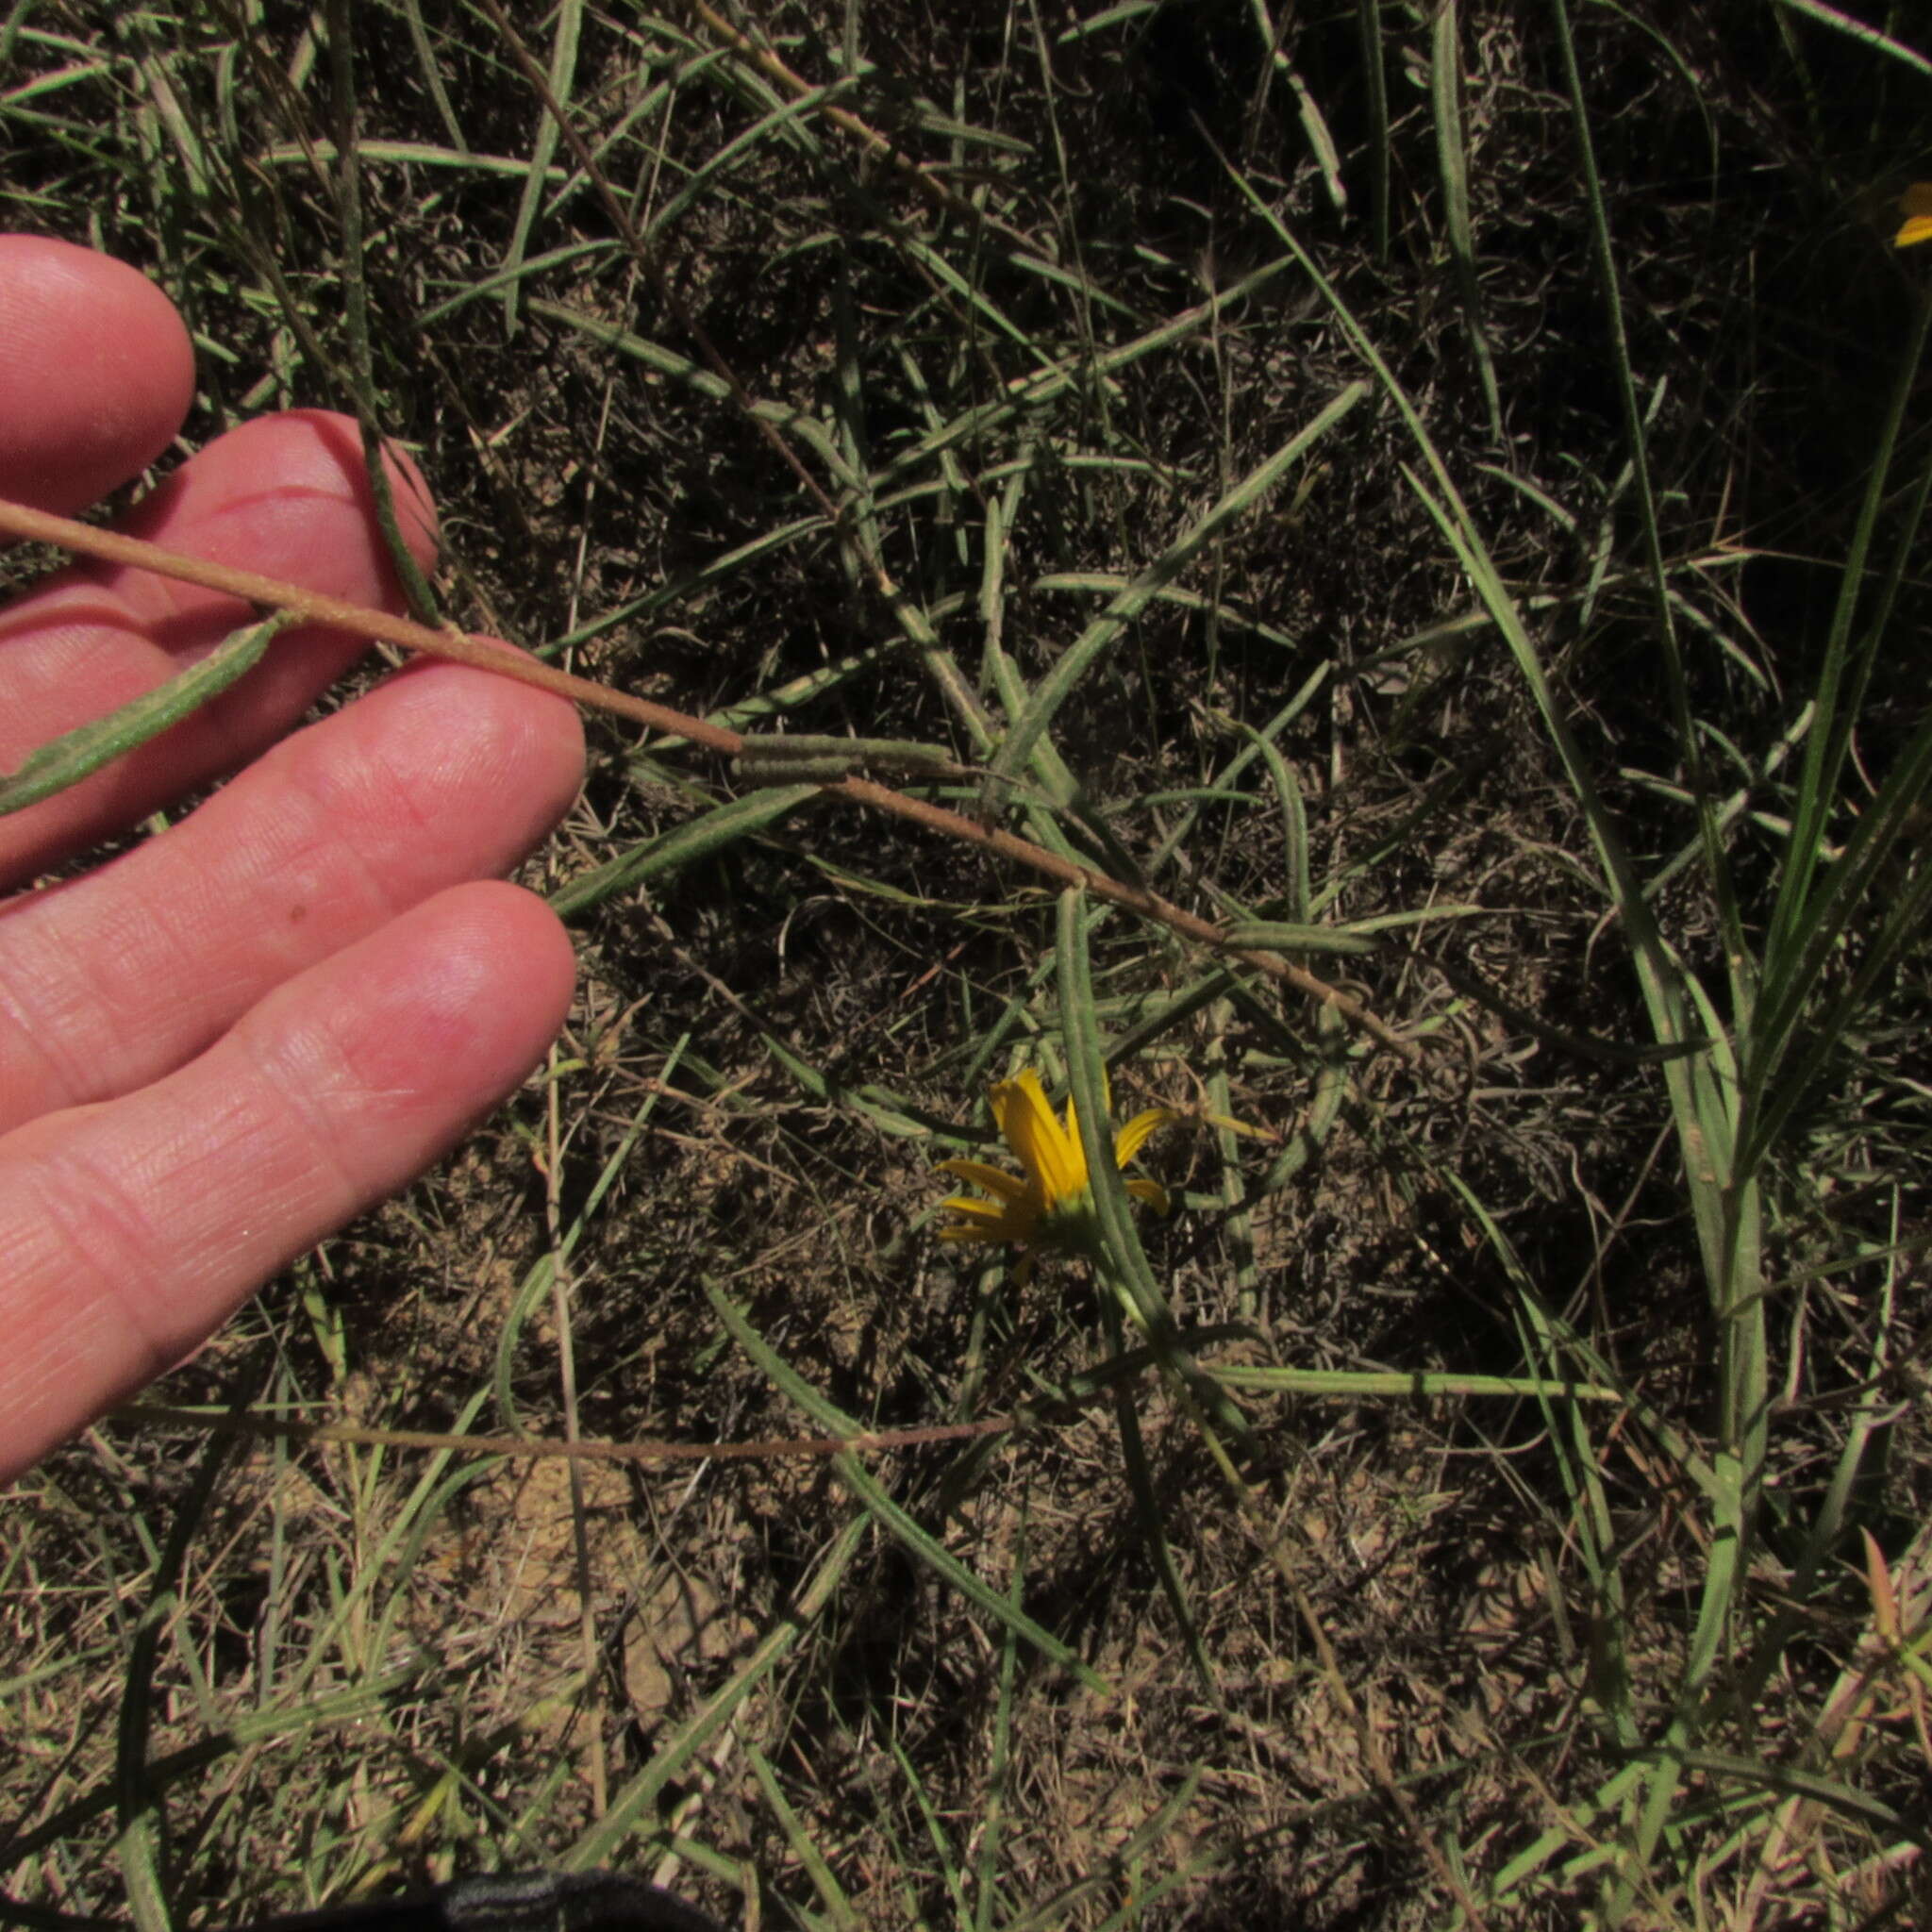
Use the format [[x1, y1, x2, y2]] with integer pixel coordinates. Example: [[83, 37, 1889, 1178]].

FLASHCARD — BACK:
[[214, 1872, 724, 1932]]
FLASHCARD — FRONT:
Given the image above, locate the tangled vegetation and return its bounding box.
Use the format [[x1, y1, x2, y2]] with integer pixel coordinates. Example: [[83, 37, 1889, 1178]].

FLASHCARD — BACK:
[[4, 2, 1931, 1925]]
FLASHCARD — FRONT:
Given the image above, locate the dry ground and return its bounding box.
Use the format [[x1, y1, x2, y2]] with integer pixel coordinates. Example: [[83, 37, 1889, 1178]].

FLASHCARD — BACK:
[[5, 2, 1932, 1928]]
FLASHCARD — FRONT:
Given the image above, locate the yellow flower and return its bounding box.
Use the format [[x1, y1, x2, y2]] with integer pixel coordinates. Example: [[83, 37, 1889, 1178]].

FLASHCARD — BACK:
[[936, 1068, 1174, 1267], [1897, 182, 1932, 249]]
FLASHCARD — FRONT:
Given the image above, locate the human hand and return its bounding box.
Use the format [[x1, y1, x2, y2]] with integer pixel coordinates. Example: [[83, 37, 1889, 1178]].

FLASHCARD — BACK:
[[0, 236, 586, 1483]]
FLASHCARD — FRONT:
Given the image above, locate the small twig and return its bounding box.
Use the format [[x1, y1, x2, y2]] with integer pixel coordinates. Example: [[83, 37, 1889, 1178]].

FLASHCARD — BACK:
[[0, 492, 1413, 1058], [829, 774, 1416, 1058], [0, 492, 736, 748], [674, 0, 1026, 242], [117, 1401, 1015, 1462]]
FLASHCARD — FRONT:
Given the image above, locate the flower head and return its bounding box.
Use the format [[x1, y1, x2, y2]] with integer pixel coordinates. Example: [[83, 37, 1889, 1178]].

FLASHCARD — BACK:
[[936, 1069, 1173, 1270], [1897, 183, 1932, 249]]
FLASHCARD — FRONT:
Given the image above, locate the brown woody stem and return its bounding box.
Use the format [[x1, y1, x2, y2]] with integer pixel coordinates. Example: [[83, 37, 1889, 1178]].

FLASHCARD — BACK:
[[0, 492, 1412, 1059]]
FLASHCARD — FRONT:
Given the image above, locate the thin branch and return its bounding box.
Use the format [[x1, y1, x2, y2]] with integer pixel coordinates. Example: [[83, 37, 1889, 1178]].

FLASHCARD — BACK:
[[0, 491, 1414, 1058], [117, 1400, 1014, 1462], [0, 492, 735, 748]]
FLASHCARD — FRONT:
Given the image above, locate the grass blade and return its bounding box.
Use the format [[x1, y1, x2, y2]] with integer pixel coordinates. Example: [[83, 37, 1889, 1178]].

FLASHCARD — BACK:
[[565, 1513, 870, 1871], [498, 0, 582, 334], [988, 383, 1365, 793], [1056, 888, 1256, 1453], [708, 1280, 1110, 1693], [1430, 0, 1501, 440]]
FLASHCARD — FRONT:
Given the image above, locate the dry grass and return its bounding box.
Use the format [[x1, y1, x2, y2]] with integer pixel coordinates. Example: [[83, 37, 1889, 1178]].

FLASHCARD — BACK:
[[5, 2, 1932, 1927]]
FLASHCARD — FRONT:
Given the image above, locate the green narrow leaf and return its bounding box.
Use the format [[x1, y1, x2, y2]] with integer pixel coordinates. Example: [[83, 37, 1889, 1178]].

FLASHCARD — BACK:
[[1431, 0, 1502, 440], [1235, 720, 1311, 923], [1550, 0, 1744, 1013], [974, 1521, 1026, 1932], [526, 299, 861, 486], [1637, 1746, 1928, 1845], [746, 1743, 861, 1932], [118, 1424, 240, 1932], [500, 0, 583, 334], [1737, 1258, 1899, 1708], [7, 1668, 422, 1868], [1213, 1365, 1619, 1401], [1103, 1291, 1217, 1699], [641, 79, 851, 256], [1, 612, 291, 819], [1357, 0, 1391, 258], [707, 1280, 1110, 1694], [396, 0, 470, 153], [566, 1510, 871, 1871], [325, 4, 441, 626], [1446, 1171, 1638, 1747], [546, 784, 821, 919], [887, 1730, 974, 1926], [1758, 291, 1932, 1027], [492, 1046, 684, 1441], [1004, 1769, 1210, 1932], [255, 139, 567, 175], [869, 255, 1300, 491], [1218, 922, 1378, 956], [1763, 0, 1932, 78], [1056, 888, 1257, 1454], [987, 385, 1365, 795]]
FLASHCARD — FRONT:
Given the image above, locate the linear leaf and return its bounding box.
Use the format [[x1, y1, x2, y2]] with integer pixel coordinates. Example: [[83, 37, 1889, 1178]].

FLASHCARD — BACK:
[[1431, 0, 1501, 438], [566, 1510, 871, 1871], [989, 383, 1365, 791], [1056, 889, 1257, 1451], [708, 1281, 1109, 1694], [499, 0, 582, 333], [1764, 0, 1932, 77], [0, 611, 291, 819], [547, 784, 820, 919]]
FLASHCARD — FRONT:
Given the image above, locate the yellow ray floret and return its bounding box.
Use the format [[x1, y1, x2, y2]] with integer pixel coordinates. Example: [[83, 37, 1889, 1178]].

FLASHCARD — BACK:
[[1898, 182, 1932, 249], [935, 1068, 1174, 1263]]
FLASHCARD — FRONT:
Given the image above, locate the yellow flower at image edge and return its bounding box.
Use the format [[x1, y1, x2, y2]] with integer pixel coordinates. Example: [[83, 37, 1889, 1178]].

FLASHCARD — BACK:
[[1897, 182, 1932, 249], [937, 1068, 1173, 1268]]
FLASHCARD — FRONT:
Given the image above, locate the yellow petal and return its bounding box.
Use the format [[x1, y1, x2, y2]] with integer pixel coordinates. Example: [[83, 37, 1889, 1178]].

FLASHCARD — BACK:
[[1044, 1089, 1090, 1202], [1897, 183, 1932, 247], [938, 1223, 1008, 1245], [936, 1158, 1031, 1201], [995, 1071, 1085, 1208], [988, 1073, 1035, 1156], [1125, 1176, 1172, 1215], [1112, 1107, 1174, 1168], [941, 1192, 1014, 1220]]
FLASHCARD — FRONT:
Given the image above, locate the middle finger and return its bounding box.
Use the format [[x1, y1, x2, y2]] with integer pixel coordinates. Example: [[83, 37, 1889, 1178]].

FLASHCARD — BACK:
[[0, 656, 584, 1132]]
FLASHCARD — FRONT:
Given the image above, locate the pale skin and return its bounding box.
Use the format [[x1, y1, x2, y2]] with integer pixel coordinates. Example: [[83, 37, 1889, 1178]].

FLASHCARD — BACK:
[[0, 236, 588, 1483]]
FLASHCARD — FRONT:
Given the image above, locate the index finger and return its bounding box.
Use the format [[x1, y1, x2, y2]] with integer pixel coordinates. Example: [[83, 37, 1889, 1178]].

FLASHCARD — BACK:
[[0, 234, 195, 517], [0, 413, 440, 888]]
